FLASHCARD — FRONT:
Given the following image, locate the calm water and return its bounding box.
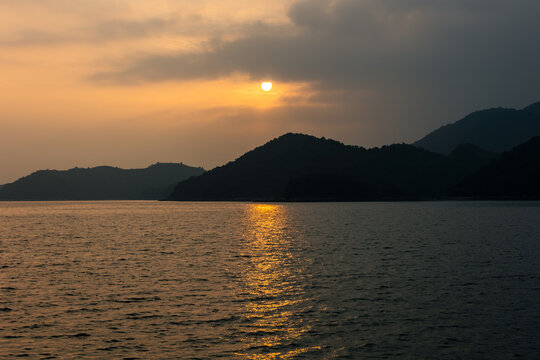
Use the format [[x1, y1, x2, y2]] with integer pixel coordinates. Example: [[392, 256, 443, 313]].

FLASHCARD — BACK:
[[0, 201, 539, 359]]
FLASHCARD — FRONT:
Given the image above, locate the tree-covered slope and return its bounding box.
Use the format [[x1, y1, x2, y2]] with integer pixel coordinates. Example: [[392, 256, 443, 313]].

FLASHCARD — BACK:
[[0, 163, 205, 200], [453, 136, 540, 199], [167, 133, 490, 201]]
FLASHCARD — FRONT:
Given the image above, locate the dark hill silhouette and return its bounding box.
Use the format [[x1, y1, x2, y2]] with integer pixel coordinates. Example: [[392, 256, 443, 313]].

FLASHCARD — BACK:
[[453, 136, 540, 199], [0, 163, 204, 200], [414, 101, 540, 154], [447, 143, 498, 175], [166, 133, 493, 201]]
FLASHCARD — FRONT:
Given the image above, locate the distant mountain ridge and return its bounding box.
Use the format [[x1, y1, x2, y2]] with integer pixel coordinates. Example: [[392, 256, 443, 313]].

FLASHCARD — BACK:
[[0, 163, 205, 200], [3, 100, 539, 202], [414, 101, 540, 154], [166, 133, 495, 201]]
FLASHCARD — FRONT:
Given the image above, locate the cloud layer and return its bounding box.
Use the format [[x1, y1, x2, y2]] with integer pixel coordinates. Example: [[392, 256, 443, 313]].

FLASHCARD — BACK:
[[96, 0, 540, 96]]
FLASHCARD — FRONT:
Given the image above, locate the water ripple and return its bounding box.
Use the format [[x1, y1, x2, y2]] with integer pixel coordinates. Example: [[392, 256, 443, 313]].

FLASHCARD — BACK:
[[0, 201, 539, 359]]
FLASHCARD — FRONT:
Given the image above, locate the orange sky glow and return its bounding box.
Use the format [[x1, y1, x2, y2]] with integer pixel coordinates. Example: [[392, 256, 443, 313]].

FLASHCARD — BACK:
[[1, 0, 539, 183], [0, 0, 310, 182]]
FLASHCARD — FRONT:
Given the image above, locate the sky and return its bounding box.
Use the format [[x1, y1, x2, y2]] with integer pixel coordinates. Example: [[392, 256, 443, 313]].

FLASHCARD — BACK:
[[1, 0, 539, 183]]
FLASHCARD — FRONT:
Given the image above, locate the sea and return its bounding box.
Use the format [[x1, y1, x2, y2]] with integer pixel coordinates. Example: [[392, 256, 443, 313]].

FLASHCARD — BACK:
[[0, 201, 539, 359]]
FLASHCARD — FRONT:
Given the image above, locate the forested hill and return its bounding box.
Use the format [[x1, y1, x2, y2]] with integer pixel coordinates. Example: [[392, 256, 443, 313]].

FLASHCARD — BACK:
[[166, 133, 495, 201], [454, 136, 540, 199], [0, 163, 205, 200]]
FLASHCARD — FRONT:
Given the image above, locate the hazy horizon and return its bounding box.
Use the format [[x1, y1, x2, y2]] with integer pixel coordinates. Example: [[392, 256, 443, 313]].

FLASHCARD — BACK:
[[2, 0, 540, 183]]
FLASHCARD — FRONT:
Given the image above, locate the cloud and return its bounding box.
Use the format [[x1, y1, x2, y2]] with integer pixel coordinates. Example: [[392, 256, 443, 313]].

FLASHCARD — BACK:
[[0, 0, 292, 47], [0, 17, 211, 47], [93, 0, 540, 98], [84, 0, 540, 151]]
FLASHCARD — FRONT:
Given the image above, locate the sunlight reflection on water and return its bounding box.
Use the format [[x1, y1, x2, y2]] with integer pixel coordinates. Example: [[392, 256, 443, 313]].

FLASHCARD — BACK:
[[0, 201, 539, 359], [237, 204, 320, 358]]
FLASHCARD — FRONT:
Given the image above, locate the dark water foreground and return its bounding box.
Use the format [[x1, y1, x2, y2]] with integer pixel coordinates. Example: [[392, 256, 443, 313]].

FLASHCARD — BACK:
[[0, 201, 539, 359]]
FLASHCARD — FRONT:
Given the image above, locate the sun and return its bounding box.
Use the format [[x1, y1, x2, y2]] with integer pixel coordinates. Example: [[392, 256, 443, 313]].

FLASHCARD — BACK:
[[261, 82, 273, 91]]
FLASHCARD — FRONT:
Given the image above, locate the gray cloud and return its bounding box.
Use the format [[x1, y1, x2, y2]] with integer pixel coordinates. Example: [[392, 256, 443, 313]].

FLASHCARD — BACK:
[[0, 14, 258, 47], [93, 18, 177, 39], [94, 0, 540, 92], [91, 0, 540, 144], [0, 18, 178, 47]]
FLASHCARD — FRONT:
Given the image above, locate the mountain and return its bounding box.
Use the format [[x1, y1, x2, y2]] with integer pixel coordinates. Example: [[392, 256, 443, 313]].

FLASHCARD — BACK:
[[453, 136, 540, 199], [414, 101, 540, 154], [0, 163, 205, 200], [447, 143, 498, 175], [166, 133, 493, 201]]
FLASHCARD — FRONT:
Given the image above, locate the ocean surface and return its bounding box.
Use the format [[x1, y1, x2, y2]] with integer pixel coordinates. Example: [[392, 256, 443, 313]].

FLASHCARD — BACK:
[[0, 201, 539, 359]]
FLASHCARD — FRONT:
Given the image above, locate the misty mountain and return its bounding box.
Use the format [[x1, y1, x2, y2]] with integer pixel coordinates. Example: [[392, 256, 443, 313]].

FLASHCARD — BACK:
[[414, 101, 540, 154], [166, 133, 494, 201], [0, 163, 205, 201], [453, 136, 540, 199]]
